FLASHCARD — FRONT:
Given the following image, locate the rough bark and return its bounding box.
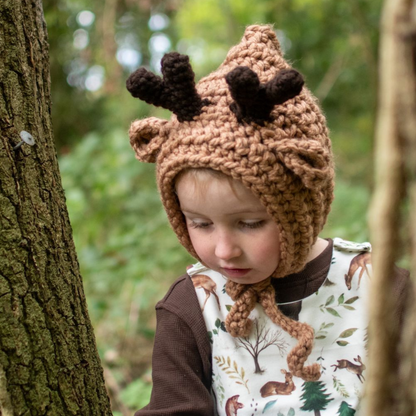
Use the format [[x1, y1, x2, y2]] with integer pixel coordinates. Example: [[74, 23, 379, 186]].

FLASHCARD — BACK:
[[368, 0, 416, 415], [0, 1, 112, 415]]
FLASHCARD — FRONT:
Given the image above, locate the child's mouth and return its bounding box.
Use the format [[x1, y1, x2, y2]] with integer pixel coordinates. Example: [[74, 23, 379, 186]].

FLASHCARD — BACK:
[[221, 268, 251, 278]]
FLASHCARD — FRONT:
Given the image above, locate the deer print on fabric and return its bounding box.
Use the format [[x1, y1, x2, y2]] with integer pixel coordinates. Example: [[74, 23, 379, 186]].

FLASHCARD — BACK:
[[331, 355, 366, 383], [191, 274, 221, 312], [344, 252, 372, 290], [260, 369, 296, 397], [225, 395, 244, 416]]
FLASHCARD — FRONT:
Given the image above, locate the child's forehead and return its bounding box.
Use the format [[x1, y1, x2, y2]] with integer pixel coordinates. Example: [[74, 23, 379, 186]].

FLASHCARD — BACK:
[[176, 168, 263, 207], [177, 168, 230, 181], [176, 168, 239, 192]]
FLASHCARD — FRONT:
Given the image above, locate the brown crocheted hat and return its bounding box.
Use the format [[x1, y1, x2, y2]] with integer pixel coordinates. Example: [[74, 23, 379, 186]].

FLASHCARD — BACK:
[[127, 24, 334, 279]]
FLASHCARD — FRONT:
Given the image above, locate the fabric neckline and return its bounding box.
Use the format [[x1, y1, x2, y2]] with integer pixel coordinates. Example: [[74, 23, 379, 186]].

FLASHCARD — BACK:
[[272, 238, 333, 304]]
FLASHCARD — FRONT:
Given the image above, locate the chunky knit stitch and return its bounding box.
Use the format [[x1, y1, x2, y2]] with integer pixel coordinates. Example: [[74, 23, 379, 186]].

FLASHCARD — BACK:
[[225, 278, 320, 380], [127, 24, 335, 381]]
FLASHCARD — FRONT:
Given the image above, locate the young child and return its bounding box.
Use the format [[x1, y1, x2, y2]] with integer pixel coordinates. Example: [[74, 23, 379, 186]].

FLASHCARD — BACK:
[[126, 25, 408, 416]]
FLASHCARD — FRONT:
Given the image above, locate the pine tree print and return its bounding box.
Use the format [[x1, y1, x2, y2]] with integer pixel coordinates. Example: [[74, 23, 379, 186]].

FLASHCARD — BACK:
[[337, 401, 356, 415], [300, 381, 333, 416]]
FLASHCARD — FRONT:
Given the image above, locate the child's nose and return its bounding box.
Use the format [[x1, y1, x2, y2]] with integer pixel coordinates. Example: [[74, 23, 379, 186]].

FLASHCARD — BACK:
[[214, 231, 242, 261]]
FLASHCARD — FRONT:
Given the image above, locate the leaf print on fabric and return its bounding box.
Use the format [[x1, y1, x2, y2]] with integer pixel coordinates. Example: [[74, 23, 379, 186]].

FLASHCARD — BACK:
[[215, 356, 250, 394], [326, 308, 342, 318], [213, 372, 226, 406], [278, 409, 296, 416], [315, 322, 335, 340], [320, 294, 359, 318], [344, 296, 359, 306], [214, 318, 227, 333], [326, 295, 335, 306], [316, 351, 327, 373], [262, 400, 277, 413], [332, 375, 350, 398], [339, 294, 359, 313], [320, 295, 342, 318], [208, 319, 227, 343], [334, 328, 358, 347], [235, 319, 288, 374]]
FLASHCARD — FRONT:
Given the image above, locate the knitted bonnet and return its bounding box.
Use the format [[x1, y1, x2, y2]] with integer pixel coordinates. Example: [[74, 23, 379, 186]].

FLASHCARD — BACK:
[[127, 25, 334, 381]]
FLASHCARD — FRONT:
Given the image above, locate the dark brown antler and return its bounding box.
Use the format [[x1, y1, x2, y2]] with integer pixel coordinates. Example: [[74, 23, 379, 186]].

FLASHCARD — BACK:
[[225, 66, 304, 125], [126, 52, 209, 122]]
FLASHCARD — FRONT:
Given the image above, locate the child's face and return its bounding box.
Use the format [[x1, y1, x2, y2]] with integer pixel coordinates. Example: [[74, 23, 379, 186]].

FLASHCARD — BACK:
[[176, 171, 281, 285]]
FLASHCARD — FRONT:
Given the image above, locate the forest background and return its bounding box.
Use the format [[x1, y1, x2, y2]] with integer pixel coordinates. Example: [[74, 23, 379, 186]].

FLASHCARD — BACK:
[[44, 0, 385, 413]]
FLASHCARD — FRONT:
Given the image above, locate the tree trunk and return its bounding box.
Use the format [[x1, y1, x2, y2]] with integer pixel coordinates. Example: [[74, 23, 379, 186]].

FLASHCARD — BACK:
[[0, 1, 112, 415], [253, 355, 262, 374], [368, 0, 416, 415]]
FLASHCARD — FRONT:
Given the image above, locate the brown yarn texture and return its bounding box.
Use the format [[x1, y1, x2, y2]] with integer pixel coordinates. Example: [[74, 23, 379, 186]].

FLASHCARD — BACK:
[[128, 25, 335, 381], [225, 278, 320, 380]]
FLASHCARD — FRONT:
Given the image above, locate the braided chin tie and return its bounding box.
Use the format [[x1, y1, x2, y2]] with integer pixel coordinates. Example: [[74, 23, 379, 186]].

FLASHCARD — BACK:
[[225, 279, 321, 381]]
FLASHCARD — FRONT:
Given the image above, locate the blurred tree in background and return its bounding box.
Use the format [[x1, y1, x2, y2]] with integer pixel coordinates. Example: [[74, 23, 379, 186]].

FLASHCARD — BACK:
[[43, 0, 382, 413]]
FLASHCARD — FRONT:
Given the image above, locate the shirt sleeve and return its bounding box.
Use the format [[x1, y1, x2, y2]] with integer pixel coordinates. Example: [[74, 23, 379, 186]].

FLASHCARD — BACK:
[[135, 277, 214, 416]]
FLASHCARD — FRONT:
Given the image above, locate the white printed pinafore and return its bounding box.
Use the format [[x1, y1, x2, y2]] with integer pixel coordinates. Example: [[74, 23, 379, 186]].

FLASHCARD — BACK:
[[187, 239, 372, 416]]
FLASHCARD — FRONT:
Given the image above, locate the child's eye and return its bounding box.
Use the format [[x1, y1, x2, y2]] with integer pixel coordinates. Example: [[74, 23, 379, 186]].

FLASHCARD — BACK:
[[240, 220, 265, 229], [189, 220, 212, 229]]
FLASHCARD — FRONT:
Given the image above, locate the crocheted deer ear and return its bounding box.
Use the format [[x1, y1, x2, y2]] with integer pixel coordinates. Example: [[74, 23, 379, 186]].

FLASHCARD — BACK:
[[127, 52, 210, 163], [128, 117, 169, 163]]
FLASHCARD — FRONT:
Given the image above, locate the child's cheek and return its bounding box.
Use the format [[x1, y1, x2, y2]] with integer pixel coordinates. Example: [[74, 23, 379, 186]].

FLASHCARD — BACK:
[[188, 232, 211, 262]]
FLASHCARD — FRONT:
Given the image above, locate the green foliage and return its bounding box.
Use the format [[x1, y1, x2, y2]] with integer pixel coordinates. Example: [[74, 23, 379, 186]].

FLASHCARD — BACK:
[[324, 179, 370, 242], [44, 0, 178, 149], [60, 129, 192, 336], [119, 378, 152, 410], [60, 128, 195, 412]]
